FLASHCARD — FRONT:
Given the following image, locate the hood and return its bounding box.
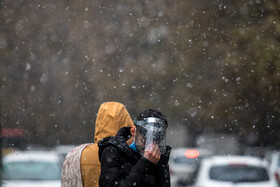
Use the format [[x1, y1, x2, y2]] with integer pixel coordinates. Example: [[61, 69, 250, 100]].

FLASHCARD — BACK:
[[94, 102, 134, 142]]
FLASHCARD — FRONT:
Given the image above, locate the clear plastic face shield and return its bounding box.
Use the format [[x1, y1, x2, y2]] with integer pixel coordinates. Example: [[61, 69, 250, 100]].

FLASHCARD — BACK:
[[135, 117, 167, 156]]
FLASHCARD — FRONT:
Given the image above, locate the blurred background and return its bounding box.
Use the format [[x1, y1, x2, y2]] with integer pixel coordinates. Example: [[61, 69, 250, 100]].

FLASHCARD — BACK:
[[0, 0, 280, 185]]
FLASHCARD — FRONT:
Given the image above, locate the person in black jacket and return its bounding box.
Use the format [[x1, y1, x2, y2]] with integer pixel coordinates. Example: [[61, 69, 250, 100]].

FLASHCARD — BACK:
[[98, 109, 171, 187]]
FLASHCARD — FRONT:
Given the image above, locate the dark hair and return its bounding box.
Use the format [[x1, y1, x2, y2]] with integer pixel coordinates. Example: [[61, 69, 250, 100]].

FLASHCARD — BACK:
[[136, 109, 168, 127]]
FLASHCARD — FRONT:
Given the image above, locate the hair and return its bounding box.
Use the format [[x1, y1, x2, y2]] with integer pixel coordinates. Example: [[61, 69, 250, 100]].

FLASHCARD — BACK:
[[136, 109, 168, 127]]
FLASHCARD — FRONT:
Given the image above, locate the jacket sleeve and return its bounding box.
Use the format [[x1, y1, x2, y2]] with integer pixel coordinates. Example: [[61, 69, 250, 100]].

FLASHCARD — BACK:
[[99, 145, 155, 187], [155, 146, 172, 187]]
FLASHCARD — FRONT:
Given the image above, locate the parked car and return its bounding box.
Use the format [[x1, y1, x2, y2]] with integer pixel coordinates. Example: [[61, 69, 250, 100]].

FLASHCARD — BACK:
[[2, 150, 62, 187], [265, 151, 280, 185], [183, 155, 278, 187], [169, 147, 213, 187], [55, 144, 78, 165]]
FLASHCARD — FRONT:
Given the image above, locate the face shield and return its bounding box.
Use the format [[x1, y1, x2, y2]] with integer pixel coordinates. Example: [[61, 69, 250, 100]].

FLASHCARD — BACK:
[[135, 117, 167, 155]]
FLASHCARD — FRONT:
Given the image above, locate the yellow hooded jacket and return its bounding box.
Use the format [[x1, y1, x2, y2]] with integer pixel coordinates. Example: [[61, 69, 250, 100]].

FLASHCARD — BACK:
[[80, 102, 134, 187]]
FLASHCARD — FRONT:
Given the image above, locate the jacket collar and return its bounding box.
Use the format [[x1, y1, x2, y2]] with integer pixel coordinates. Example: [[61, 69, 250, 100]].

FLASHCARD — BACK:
[[99, 127, 141, 160]]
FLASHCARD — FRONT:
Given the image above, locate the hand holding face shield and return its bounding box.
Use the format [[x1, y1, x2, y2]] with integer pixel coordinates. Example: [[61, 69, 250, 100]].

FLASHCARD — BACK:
[[134, 117, 168, 158]]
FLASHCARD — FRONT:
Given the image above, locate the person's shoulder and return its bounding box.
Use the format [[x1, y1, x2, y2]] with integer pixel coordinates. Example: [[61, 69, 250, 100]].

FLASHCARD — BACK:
[[65, 143, 92, 161], [99, 144, 121, 165], [100, 143, 120, 156], [102, 144, 119, 153], [81, 143, 99, 165]]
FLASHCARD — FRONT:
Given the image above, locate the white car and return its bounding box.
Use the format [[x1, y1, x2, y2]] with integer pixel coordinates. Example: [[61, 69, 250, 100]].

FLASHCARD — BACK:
[[169, 147, 213, 187], [185, 155, 278, 187], [2, 150, 62, 187], [266, 151, 280, 185]]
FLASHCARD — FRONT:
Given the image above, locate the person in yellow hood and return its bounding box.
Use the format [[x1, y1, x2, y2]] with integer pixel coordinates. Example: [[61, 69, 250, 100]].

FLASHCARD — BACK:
[[61, 102, 134, 187]]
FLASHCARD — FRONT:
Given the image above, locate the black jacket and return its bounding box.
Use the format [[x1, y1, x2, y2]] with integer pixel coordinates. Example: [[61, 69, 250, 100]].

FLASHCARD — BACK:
[[98, 127, 171, 187]]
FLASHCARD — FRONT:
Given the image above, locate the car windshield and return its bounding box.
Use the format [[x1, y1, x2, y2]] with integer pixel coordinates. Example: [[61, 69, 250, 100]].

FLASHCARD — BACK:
[[209, 165, 269, 182], [173, 156, 201, 166], [3, 161, 61, 180]]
